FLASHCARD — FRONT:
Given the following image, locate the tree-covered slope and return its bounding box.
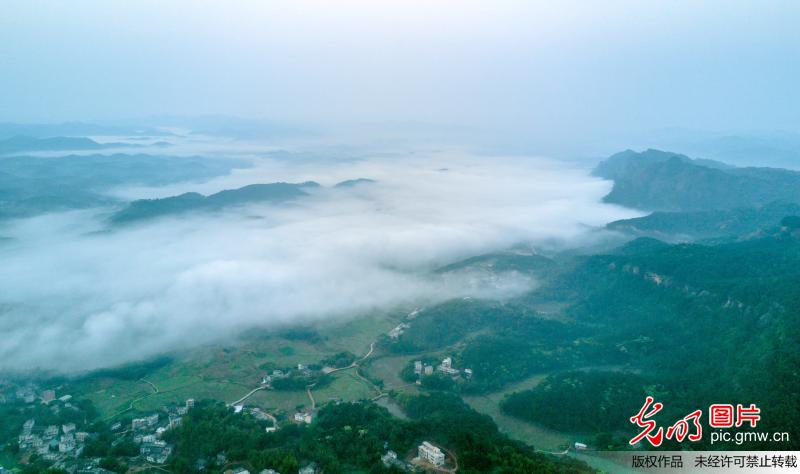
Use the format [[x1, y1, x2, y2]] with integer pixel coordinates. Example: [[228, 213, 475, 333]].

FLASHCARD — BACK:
[[547, 234, 800, 447], [110, 182, 318, 224], [607, 201, 800, 242], [594, 149, 800, 212], [165, 395, 594, 473], [0, 153, 246, 220]]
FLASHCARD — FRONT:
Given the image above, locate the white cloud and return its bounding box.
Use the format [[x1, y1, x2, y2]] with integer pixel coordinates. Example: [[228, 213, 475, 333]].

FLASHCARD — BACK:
[[0, 149, 639, 372]]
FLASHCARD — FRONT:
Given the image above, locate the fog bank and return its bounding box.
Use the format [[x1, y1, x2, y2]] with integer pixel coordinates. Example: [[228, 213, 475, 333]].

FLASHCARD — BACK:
[[0, 151, 638, 372]]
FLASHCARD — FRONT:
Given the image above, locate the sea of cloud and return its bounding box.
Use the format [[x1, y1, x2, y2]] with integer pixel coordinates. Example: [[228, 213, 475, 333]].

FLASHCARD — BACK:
[[0, 148, 639, 372]]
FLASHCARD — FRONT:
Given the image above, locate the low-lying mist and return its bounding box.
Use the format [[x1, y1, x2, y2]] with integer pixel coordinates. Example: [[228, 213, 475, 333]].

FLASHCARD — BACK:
[[0, 150, 639, 372]]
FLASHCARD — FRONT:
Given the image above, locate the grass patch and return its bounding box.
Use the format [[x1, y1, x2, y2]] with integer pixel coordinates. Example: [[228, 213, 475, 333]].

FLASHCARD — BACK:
[[315, 371, 374, 402], [363, 354, 420, 394], [64, 314, 399, 420], [462, 373, 574, 451], [318, 313, 401, 355]]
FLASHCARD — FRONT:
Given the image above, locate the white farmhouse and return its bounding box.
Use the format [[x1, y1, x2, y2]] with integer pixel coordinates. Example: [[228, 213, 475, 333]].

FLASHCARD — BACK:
[[294, 412, 313, 424], [418, 441, 445, 466]]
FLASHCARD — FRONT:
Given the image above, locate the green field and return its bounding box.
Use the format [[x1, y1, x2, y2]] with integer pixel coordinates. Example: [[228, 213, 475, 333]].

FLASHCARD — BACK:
[[71, 314, 398, 420], [315, 370, 374, 401], [61, 311, 586, 454], [244, 370, 375, 416], [363, 354, 420, 393], [317, 312, 401, 354], [463, 373, 574, 451]]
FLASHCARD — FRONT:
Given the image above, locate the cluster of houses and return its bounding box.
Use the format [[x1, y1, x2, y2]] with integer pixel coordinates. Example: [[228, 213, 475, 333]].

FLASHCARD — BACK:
[[388, 322, 410, 339], [128, 398, 198, 464], [12, 385, 93, 467], [130, 403, 181, 464], [6, 375, 330, 474], [17, 419, 86, 462], [379, 440, 447, 471], [15, 395, 194, 472], [3, 376, 458, 474], [260, 363, 315, 386], [10, 384, 74, 407], [386, 308, 425, 341], [414, 357, 472, 381]]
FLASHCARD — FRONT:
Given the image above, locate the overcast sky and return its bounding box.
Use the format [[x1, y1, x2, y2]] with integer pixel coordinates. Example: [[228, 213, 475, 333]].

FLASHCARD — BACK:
[[1, 1, 799, 142]]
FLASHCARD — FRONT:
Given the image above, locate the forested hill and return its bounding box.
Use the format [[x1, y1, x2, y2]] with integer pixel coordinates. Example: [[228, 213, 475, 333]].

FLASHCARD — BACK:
[[110, 182, 319, 225], [0, 153, 246, 220], [164, 395, 594, 473], [0, 135, 139, 154], [606, 201, 800, 243], [594, 149, 800, 212], [553, 233, 800, 446]]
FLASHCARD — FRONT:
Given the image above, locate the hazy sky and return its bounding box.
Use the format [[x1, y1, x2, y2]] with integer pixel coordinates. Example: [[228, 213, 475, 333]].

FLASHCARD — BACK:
[[1, 1, 799, 141]]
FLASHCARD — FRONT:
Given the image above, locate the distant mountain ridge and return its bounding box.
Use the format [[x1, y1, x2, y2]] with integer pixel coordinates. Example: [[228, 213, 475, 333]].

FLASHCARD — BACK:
[[110, 182, 319, 224], [0, 135, 142, 154], [334, 178, 376, 188], [597, 149, 800, 242], [0, 153, 247, 220], [0, 121, 171, 139], [594, 149, 800, 212]]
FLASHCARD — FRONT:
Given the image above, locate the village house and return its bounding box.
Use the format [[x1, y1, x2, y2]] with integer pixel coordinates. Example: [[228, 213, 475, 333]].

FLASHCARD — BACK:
[[23, 419, 35, 435], [41, 390, 56, 404], [58, 434, 76, 453], [381, 450, 398, 466], [388, 323, 410, 339], [418, 441, 445, 466], [436, 357, 459, 376], [132, 413, 159, 431], [381, 449, 407, 470], [140, 440, 172, 464]]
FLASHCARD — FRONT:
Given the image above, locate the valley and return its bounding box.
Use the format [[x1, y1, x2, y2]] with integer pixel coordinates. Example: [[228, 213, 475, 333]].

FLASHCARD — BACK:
[[3, 145, 800, 473]]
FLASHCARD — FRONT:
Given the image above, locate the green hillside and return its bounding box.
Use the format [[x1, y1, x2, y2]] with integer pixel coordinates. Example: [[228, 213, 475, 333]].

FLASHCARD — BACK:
[[594, 149, 800, 212], [109, 182, 318, 224]]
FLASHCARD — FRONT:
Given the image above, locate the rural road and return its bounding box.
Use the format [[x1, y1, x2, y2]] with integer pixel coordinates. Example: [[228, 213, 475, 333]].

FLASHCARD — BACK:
[[229, 386, 267, 407]]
